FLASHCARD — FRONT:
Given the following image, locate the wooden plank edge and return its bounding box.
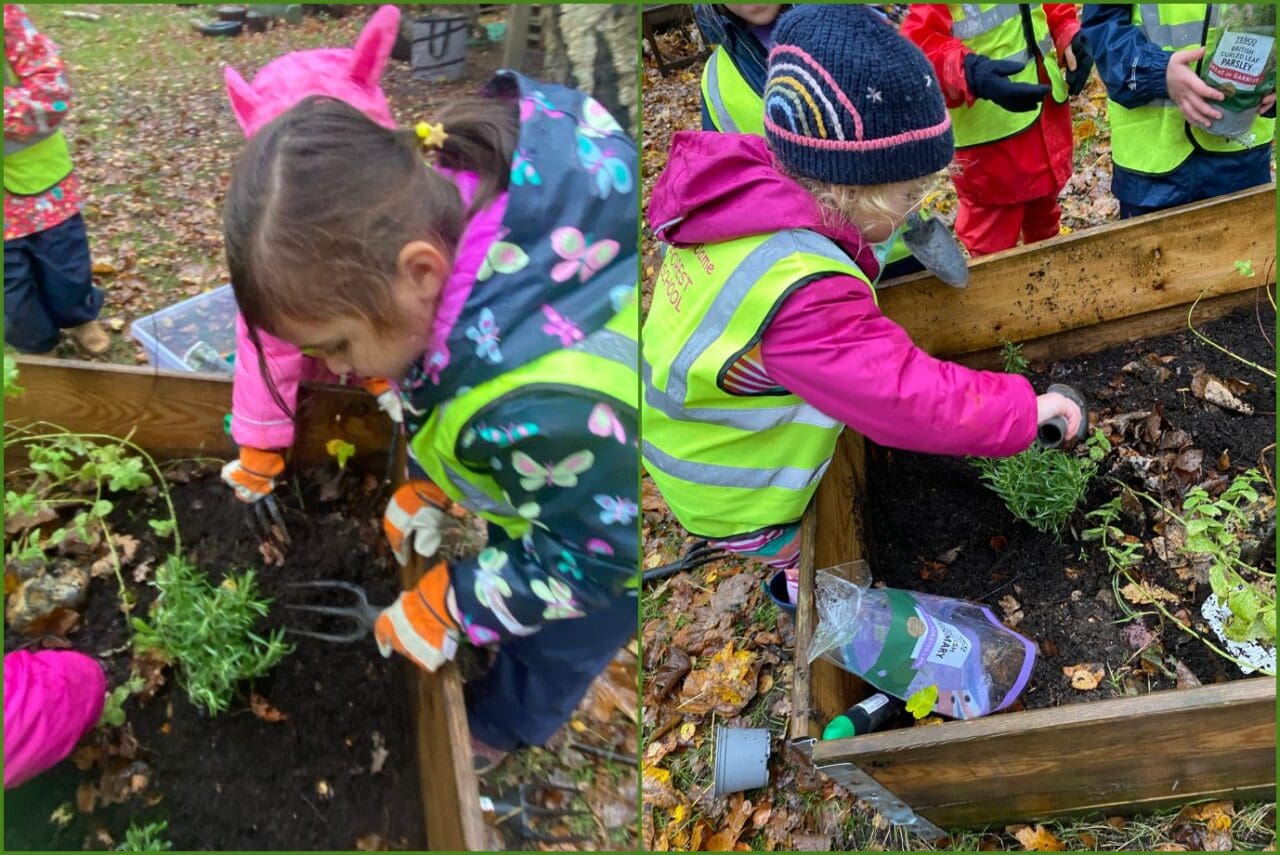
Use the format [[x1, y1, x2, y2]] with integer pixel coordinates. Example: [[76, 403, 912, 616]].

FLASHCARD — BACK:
[[955, 783, 1280, 828], [811, 677, 1274, 763], [791, 502, 819, 739], [918, 781, 1279, 831], [6, 355, 391, 466], [877, 184, 1275, 357], [951, 287, 1264, 371], [415, 664, 490, 850]]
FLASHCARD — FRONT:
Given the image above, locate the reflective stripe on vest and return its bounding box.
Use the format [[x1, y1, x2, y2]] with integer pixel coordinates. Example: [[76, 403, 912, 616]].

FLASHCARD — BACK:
[[1110, 4, 1274, 175], [948, 4, 1068, 148], [642, 229, 869, 537], [411, 301, 639, 541], [3, 60, 74, 196], [701, 45, 767, 136]]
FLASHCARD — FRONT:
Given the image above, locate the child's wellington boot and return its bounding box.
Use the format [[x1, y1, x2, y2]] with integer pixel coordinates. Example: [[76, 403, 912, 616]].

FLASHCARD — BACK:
[[67, 321, 110, 356]]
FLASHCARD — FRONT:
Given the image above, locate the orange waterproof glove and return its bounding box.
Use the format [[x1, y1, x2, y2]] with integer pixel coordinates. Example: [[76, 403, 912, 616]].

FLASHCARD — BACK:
[[373, 560, 459, 672], [363, 377, 404, 424], [221, 447, 285, 503], [383, 480, 450, 565]]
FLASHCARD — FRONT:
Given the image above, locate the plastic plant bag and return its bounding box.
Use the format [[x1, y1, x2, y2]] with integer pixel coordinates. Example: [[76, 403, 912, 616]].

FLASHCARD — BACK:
[[808, 570, 1036, 720], [1199, 4, 1277, 142]]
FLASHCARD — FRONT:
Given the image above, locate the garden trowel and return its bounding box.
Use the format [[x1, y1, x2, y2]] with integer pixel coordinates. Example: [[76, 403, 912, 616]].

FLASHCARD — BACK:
[[900, 211, 969, 288]]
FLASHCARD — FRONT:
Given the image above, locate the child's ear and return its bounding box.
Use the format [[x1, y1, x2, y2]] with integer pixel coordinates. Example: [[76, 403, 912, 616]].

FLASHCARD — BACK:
[[224, 66, 260, 134], [397, 240, 449, 308], [350, 5, 400, 91]]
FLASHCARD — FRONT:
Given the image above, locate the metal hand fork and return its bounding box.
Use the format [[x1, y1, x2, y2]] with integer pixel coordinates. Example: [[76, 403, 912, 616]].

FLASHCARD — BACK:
[[480, 782, 595, 845], [283, 580, 384, 642], [247, 494, 291, 548], [642, 539, 731, 583]]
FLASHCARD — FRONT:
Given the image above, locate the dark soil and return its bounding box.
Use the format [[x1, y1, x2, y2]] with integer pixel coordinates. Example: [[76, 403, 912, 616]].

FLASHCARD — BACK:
[[866, 303, 1276, 711], [5, 469, 427, 851]]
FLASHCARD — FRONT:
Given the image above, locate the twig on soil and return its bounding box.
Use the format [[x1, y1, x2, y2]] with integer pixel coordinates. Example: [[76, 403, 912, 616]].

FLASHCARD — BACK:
[[1260, 444, 1275, 494], [298, 793, 329, 824]]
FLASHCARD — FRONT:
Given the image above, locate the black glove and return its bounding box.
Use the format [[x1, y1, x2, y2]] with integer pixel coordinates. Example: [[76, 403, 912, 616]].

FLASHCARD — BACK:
[[963, 53, 1051, 113], [1064, 32, 1094, 96]]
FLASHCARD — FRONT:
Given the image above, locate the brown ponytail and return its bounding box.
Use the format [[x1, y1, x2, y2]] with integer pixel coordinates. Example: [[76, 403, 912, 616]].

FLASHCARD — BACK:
[[420, 94, 520, 217]]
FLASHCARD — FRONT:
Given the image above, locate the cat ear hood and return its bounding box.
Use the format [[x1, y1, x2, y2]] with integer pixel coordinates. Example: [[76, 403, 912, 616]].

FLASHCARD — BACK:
[[224, 4, 399, 137]]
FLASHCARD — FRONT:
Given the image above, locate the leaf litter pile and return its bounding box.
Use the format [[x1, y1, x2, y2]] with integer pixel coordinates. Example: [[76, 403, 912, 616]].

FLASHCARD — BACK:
[[641, 33, 1276, 852], [10, 6, 636, 850]]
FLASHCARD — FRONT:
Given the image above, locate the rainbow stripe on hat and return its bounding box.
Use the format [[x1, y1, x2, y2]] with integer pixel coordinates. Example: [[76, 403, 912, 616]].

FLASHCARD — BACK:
[[764, 45, 951, 152]]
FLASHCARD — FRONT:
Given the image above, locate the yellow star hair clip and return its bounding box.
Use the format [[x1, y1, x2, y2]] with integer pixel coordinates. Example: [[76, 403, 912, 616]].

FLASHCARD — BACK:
[[415, 121, 449, 150]]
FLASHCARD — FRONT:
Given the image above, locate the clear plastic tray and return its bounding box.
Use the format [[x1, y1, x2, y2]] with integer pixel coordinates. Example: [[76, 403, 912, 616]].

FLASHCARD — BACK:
[[130, 285, 237, 374]]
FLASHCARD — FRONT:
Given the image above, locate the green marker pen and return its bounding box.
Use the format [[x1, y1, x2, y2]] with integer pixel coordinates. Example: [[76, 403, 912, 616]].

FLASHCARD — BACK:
[[822, 693, 901, 740]]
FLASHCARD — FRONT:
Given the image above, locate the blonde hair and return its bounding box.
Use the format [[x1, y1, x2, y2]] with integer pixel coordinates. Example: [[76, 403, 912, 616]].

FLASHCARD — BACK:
[[791, 171, 938, 236]]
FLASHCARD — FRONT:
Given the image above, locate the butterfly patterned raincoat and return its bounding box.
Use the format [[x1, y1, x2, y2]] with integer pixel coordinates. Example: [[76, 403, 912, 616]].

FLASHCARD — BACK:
[[398, 72, 639, 647]]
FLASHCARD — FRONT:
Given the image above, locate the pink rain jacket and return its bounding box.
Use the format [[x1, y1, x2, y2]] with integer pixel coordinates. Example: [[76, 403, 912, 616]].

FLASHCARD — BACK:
[[649, 131, 1038, 457], [4, 650, 105, 789], [223, 6, 399, 450]]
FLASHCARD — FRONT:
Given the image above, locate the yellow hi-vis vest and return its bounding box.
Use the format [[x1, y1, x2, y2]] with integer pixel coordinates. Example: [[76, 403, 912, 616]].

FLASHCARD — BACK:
[[1109, 4, 1274, 175], [642, 230, 871, 538], [411, 301, 639, 550], [948, 4, 1068, 148], [3, 61, 74, 196], [700, 44, 767, 136]]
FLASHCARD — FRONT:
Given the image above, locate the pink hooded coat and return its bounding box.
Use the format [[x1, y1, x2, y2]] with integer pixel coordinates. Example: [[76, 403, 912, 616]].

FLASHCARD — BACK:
[[224, 6, 399, 450], [4, 650, 105, 789], [650, 132, 1037, 456]]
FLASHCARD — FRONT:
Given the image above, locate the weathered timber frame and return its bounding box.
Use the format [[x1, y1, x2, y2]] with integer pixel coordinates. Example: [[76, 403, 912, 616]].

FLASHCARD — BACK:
[[3, 358, 490, 849], [792, 184, 1278, 829]]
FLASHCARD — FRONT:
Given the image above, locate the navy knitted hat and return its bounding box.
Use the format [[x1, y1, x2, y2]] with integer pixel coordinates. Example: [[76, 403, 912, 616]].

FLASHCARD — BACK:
[[764, 5, 954, 187]]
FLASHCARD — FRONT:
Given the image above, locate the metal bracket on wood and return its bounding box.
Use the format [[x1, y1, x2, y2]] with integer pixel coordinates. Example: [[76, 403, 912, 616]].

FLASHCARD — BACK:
[[793, 738, 947, 842]]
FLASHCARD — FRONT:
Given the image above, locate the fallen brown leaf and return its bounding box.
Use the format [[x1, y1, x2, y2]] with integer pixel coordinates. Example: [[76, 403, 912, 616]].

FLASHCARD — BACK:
[[998, 594, 1024, 628], [1062, 662, 1104, 691], [249, 692, 288, 723], [1191, 370, 1254, 415], [25, 606, 81, 639], [647, 648, 691, 703], [642, 764, 681, 810], [1010, 823, 1065, 851], [677, 641, 760, 716], [1173, 659, 1202, 689], [1119, 581, 1179, 606], [4, 506, 59, 536], [789, 832, 832, 851]]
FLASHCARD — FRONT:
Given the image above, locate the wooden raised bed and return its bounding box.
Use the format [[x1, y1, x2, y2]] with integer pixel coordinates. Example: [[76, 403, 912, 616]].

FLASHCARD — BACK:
[[4, 358, 489, 850], [791, 184, 1278, 835]]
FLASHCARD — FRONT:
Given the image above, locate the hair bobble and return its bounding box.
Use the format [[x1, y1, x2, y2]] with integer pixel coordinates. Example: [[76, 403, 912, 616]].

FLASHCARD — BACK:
[[415, 121, 449, 150]]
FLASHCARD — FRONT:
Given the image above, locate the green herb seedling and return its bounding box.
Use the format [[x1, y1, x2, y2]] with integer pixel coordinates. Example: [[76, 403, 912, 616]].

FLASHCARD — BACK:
[[972, 430, 1109, 537], [98, 676, 145, 728], [326, 438, 356, 470], [999, 340, 1031, 375], [131, 555, 291, 715], [116, 820, 173, 852]]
